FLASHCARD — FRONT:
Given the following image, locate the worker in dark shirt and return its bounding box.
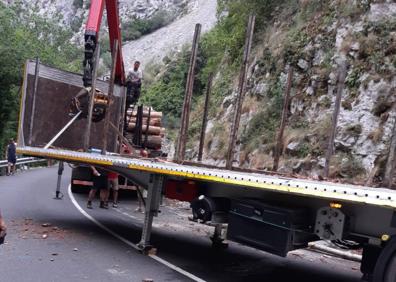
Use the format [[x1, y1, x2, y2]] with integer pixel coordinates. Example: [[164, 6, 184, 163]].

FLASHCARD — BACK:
[[6, 139, 16, 176], [87, 166, 109, 209]]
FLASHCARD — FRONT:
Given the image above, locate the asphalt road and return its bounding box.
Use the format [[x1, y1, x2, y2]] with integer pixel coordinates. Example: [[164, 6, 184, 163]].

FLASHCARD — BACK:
[[0, 166, 363, 282]]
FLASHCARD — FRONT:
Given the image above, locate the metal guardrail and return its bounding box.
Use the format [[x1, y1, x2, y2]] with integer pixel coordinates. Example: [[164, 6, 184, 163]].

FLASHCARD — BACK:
[[0, 157, 47, 169]]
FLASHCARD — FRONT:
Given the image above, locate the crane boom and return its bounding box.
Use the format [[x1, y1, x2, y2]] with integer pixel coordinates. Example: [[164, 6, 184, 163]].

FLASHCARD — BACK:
[[83, 0, 125, 87]]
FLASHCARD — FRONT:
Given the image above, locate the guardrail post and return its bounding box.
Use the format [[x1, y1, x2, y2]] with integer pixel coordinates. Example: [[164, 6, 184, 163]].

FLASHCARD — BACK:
[[138, 174, 163, 252]]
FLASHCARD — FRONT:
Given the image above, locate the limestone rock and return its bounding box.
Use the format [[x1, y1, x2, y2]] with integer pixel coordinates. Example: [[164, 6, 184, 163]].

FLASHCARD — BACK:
[[368, 3, 396, 22], [297, 59, 309, 71], [253, 82, 268, 97]]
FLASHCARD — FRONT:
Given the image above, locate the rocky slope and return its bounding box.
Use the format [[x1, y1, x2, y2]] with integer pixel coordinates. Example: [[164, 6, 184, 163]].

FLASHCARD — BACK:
[[1, 0, 193, 44], [185, 1, 396, 185], [2, 0, 217, 71], [122, 0, 217, 69]]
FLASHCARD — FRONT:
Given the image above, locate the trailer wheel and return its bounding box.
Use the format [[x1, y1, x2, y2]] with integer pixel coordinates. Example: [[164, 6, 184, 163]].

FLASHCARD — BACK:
[[373, 236, 396, 282], [384, 253, 396, 282]]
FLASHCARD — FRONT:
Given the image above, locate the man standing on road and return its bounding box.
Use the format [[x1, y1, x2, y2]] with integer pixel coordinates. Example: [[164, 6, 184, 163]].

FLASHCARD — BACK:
[[107, 172, 119, 208], [87, 166, 109, 209], [6, 139, 16, 176], [0, 210, 6, 245]]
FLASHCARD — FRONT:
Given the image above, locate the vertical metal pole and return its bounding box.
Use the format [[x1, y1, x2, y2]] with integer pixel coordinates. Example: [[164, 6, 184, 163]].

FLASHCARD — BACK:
[[384, 114, 396, 188], [273, 66, 294, 171], [102, 40, 119, 155], [144, 107, 151, 148], [138, 174, 163, 250], [44, 111, 82, 149], [175, 23, 202, 163], [323, 61, 348, 178], [84, 44, 101, 151], [28, 57, 40, 146], [118, 86, 127, 152], [198, 73, 213, 162], [54, 161, 64, 199], [225, 14, 256, 170]]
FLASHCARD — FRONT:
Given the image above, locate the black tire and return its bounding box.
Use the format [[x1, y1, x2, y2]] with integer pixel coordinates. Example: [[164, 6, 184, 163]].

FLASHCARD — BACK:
[[373, 236, 396, 282], [384, 253, 396, 282]]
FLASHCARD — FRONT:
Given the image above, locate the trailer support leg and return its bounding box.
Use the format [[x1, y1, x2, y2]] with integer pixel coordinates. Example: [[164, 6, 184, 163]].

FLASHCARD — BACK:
[[138, 174, 163, 252], [210, 223, 228, 249], [54, 161, 64, 200]]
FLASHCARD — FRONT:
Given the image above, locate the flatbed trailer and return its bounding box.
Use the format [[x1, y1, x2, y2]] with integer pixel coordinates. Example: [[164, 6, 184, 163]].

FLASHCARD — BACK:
[[17, 146, 396, 282], [16, 60, 396, 281]]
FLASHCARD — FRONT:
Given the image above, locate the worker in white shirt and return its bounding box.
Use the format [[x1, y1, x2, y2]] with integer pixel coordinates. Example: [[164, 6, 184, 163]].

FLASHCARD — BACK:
[[126, 60, 143, 105], [125, 61, 143, 130]]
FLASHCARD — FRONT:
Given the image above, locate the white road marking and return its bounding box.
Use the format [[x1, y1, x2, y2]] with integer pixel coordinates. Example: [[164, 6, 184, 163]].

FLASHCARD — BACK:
[[112, 207, 139, 220], [68, 185, 206, 282]]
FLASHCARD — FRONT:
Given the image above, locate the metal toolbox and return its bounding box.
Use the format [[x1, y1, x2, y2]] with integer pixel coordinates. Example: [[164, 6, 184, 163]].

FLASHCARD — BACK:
[[227, 199, 314, 257]]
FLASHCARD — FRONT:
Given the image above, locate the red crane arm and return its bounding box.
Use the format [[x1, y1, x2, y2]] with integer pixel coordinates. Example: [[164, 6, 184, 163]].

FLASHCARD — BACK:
[[83, 0, 125, 87], [105, 0, 125, 85], [85, 0, 105, 35]]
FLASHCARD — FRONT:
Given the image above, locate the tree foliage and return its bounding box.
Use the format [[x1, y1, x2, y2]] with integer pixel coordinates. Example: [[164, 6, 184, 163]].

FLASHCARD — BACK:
[[0, 3, 81, 155], [122, 10, 176, 42], [142, 0, 286, 125]]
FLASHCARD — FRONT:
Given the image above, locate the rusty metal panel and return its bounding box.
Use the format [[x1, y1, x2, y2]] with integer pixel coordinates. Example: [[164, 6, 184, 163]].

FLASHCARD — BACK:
[[18, 60, 125, 152]]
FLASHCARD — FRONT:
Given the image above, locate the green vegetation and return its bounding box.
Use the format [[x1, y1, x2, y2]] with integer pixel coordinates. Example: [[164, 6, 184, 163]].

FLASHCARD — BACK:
[[0, 3, 81, 156], [142, 48, 191, 121], [122, 10, 176, 42], [332, 153, 366, 179], [346, 66, 362, 89], [241, 90, 283, 149], [373, 95, 393, 117], [139, 0, 389, 183], [283, 27, 309, 65], [295, 142, 311, 158], [142, 0, 290, 135], [345, 123, 362, 137]]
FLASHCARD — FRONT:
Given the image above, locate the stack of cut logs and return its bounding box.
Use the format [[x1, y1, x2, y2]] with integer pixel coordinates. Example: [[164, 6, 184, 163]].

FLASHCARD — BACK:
[[125, 107, 165, 150]]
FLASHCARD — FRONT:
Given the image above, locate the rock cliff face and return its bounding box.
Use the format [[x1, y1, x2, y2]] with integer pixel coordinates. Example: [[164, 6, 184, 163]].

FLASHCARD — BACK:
[[188, 1, 396, 185], [2, 0, 191, 20], [118, 0, 190, 20], [122, 0, 217, 68], [2, 0, 193, 44], [2, 0, 216, 71]]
